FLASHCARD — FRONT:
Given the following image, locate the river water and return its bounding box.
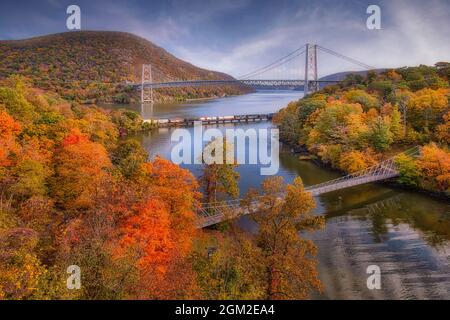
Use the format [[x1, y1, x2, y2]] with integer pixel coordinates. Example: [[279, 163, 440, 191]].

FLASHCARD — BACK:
[[104, 90, 450, 300]]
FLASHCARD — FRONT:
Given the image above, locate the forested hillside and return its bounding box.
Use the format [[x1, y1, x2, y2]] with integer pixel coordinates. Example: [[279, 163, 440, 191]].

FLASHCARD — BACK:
[[0, 75, 201, 299], [0, 76, 322, 300], [275, 63, 450, 195], [0, 31, 250, 104]]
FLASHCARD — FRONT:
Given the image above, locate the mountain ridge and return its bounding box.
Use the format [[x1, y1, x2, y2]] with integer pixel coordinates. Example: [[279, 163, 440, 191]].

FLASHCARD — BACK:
[[0, 31, 248, 103], [319, 69, 386, 82]]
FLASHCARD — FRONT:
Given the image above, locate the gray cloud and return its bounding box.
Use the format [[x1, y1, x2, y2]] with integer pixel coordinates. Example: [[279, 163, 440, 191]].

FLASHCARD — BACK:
[[0, 0, 449, 77]]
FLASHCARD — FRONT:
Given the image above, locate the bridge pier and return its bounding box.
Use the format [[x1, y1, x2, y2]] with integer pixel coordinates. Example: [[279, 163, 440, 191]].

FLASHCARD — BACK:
[[141, 64, 154, 104], [304, 43, 319, 96]]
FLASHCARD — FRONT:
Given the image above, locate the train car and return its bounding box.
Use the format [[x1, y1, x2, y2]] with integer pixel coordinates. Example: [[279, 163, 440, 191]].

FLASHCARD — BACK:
[[169, 118, 184, 124]]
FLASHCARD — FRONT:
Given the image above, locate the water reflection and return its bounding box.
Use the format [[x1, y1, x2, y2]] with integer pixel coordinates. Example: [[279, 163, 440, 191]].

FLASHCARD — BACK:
[[341, 193, 450, 246], [311, 193, 450, 299]]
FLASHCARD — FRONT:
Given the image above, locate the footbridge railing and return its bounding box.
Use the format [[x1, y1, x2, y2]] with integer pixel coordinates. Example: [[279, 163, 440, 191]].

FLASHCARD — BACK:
[[196, 146, 421, 228]]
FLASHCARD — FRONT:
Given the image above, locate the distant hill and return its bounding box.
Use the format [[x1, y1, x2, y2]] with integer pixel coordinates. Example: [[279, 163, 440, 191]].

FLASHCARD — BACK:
[[0, 31, 249, 103], [319, 69, 385, 82]]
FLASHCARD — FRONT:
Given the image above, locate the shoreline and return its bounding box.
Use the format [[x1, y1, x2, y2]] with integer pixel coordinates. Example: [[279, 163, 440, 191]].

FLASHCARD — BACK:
[[280, 138, 450, 202]]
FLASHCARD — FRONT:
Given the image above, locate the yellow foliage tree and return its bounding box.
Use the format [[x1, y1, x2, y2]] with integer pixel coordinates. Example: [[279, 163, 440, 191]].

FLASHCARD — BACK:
[[339, 149, 378, 173], [408, 88, 449, 130], [417, 144, 450, 192], [436, 111, 450, 144]]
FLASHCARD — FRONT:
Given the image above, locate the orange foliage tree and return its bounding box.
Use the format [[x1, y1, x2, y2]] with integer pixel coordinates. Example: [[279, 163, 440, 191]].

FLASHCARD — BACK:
[[117, 198, 174, 274], [51, 128, 112, 210], [0, 110, 21, 167], [114, 197, 198, 299], [142, 156, 201, 254], [436, 111, 450, 144], [339, 149, 378, 173], [417, 144, 450, 192]]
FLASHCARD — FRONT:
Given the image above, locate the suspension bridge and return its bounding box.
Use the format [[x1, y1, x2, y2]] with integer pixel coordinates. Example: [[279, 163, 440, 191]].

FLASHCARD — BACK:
[[138, 43, 376, 103], [196, 147, 420, 228]]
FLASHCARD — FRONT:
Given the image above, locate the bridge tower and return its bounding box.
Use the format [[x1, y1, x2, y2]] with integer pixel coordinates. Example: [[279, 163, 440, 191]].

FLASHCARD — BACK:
[[141, 64, 153, 104], [304, 44, 319, 96]]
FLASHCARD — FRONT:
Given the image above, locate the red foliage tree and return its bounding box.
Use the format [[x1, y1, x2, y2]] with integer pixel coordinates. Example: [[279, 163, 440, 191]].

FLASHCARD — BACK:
[[51, 128, 112, 210], [0, 110, 21, 167]]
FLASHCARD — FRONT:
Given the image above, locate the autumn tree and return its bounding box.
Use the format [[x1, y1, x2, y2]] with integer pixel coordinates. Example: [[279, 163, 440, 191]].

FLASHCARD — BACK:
[[201, 139, 240, 204], [242, 177, 324, 300], [114, 198, 176, 298], [9, 159, 48, 200], [307, 101, 364, 149], [344, 89, 378, 111], [71, 106, 119, 149], [367, 117, 394, 151], [436, 111, 450, 144], [417, 144, 450, 192], [274, 94, 326, 145], [112, 139, 148, 178], [0, 76, 37, 123], [340, 149, 378, 173], [0, 77, 205, 300], [395, 154, 420, 187], [116, 157, 202, 299], [0, 110, 21, 168], [51, 128, 112, 210], [392, 89, 413, 137], [192, 232, 265, 300], [113, 187, 200, 298], [143, 156, 200, 250], [0, 228, 47, 299], [55, 177, 144, 300], [408, 88, 449, 132]]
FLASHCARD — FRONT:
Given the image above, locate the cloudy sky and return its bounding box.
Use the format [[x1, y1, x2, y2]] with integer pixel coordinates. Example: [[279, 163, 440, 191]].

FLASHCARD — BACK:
[[0, 0, 449, 77]]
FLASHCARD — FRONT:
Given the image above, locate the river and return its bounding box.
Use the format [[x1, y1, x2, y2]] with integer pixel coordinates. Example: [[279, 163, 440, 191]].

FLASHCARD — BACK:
[[103, 90, 450, 300]]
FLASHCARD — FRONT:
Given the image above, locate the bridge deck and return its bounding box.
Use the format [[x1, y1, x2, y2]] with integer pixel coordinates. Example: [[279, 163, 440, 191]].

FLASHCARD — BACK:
[[136, 79, 339, 90], [196, 147, 420, 228], [198, 172, 399, 228], [307, 172, 398, 196]]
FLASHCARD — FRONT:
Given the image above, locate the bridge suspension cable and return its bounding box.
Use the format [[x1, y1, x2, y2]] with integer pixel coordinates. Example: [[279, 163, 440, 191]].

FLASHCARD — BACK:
[[139, 43, 378, 103], [237, 44, 306, 79], [316, 45, 375, 70], [243, 49, 307, 80]]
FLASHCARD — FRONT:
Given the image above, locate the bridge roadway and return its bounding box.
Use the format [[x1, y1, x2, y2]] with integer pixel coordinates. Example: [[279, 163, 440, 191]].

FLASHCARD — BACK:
[[306, 171, 398, 196], [197, 172, 400, 228], [136, 79, 339, 90], [197, 172, 399, 228], [196, 147, 420, 228]]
